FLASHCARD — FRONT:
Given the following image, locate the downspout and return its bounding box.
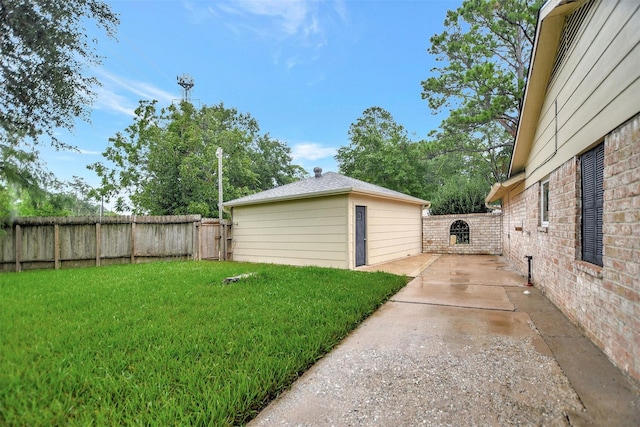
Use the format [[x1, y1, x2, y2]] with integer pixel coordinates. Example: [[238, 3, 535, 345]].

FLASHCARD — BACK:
[[555, 98, 558, 152], [422, 202, 431, 254], [529, 98, 559, 176], [507, 191, 510, 256], [524, 255, 533, 286]]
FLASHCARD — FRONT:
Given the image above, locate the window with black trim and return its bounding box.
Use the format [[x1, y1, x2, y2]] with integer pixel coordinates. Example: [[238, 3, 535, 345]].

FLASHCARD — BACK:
[[581, 143, 603, 266], [540, 178, 550, 226]]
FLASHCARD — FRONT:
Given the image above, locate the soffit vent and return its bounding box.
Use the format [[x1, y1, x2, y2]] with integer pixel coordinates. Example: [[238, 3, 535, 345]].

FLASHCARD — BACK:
[[548, 0, 598, 85]]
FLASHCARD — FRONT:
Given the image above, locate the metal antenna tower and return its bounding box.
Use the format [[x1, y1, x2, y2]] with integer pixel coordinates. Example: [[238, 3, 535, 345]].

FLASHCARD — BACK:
[[177, 73, 194, 102]]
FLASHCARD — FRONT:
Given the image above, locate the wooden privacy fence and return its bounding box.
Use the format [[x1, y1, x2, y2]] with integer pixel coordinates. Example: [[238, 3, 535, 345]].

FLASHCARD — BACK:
[[0, 215, 232, 272], [200, 218, 232, 261]]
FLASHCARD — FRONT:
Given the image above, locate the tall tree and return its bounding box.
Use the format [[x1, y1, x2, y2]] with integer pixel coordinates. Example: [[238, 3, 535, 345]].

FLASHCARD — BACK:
[[89, 101, 306, 216], [336, 107, 434, 199], [421, 0, 541, 182], [0, 133, 53, 218], [1, 176, 102, 217], [1, 0, 119, 148], [0, 0, 118, 214], [424, 121, 513, 185]]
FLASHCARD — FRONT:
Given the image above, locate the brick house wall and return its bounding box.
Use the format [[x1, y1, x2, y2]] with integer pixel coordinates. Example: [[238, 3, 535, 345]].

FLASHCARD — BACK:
[[500, 113, 640, 382], [422, 213, 502, 255]]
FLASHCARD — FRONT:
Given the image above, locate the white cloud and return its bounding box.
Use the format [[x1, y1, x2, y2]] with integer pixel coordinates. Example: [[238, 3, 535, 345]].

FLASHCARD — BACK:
[[332, 0, 349, 26], [77, 148, 102, 155], [93, 87, 136, 117], [92, 69, 178, 117], [291, 142, 337, 161], [286, 55, 302, 69], [54, 147, 103, 158], [208, 0, 348, 68], [225, 0, 311, 36], [99, 69, 176, 104]]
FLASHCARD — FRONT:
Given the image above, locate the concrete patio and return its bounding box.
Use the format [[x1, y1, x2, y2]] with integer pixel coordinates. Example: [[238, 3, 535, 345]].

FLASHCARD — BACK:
[[249, 254, 639, 426]]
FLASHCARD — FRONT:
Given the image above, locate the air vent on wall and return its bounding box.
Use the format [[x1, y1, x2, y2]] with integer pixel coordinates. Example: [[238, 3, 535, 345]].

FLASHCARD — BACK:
[[548, 0, 598, 84]]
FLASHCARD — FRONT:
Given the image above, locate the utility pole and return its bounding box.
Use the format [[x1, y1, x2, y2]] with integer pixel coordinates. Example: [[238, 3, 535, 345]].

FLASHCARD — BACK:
[[216, 147, 223, 221], [217, 147, 224, 260]]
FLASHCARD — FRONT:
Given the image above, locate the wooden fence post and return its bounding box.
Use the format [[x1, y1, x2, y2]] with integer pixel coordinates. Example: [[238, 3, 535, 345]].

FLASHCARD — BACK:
[[95, 222, 101, 267], [193, 221, 200, 261], [3, 215, 211, 271], [15, 224, 21, 272], [54, 224, 60, 269], [130, 219, 136, 264]]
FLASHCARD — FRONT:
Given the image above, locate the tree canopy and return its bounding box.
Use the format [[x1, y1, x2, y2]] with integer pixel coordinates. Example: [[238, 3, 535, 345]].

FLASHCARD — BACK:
[[422, 0, 541, 183], [0, 0, 118, 217], [429, 176, 489, 215], [336, 107, 430, 198], [336, 1, 541, 213], [90, 101, 306, 216], [0, 0, 118, 148], [337, 107, 473, 202], [0, 175, 102, 217]]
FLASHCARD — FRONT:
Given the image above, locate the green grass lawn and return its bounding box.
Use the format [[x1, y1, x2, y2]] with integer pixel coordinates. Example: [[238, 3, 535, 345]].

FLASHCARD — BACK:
[[0, 261, 407, 426]]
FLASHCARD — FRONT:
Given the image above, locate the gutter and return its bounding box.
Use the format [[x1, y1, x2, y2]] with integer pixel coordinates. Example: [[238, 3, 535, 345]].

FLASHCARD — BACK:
[[485, 172, 526, 207], [349, 188, 429, 206], [225, 188, 354, 208], [226, 188, 429, 208]]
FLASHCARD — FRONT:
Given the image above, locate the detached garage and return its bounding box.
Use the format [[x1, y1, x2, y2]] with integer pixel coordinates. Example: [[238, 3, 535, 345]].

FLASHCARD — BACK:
[[225, 168, 429, 269]]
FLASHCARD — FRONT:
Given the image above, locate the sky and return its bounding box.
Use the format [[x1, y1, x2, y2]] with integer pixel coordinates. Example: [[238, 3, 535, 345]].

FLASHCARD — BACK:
[[43, 0, 462, 192]]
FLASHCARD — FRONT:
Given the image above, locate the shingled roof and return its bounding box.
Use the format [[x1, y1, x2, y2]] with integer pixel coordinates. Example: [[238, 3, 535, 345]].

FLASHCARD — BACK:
[[225, 169, 429, 207]]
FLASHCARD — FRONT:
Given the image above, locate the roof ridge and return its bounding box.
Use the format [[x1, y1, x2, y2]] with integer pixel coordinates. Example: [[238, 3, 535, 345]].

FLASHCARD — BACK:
[[225, 171, 428, 207]]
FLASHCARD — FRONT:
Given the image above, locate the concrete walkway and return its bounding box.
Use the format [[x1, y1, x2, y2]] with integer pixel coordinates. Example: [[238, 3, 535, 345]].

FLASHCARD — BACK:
[[249, 254, 640, 426]]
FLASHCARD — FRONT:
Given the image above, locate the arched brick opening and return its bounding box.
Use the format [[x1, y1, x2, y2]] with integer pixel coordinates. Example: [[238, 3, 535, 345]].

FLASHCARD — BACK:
[[449, 220, 470, 245]]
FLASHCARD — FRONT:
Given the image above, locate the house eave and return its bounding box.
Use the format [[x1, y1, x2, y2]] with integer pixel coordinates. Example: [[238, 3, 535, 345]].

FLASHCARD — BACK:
[[485, 172, 526, 203], [225, 188, 430, 208], [509, 0, 589, 177], [350, 189, 430, 206], [224, 188, 353, 207]]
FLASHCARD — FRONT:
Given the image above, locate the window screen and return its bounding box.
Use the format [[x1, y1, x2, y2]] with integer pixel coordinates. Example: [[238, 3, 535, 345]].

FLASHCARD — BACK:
[[541, 179, 550, 226]]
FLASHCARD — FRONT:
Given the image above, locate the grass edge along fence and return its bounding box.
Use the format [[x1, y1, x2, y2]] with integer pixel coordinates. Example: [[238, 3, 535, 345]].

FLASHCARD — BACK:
[[0, 261, 409, 425], [0, 215, 231, 272]]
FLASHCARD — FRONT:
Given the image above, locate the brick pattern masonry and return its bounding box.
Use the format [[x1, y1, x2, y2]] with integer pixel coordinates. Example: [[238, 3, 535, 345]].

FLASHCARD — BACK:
[[422, 213, 502, 255], [500, 113, 640, 382]]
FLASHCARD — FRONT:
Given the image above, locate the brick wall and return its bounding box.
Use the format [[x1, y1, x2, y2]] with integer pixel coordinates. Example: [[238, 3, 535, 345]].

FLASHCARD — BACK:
[[422, 213, 502, 255], [602, 113, 640, 380], [500, 113, 640, 382]]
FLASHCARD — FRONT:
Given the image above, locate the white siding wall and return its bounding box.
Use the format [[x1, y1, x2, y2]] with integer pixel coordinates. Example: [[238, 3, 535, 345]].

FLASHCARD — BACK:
[[231, 195, 349, 268], [348, 195, 423, 269], [525, 0, 640, 187]]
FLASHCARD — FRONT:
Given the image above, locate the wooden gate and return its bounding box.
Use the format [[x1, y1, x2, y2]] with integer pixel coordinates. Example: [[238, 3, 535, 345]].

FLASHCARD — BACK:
[[200, 219, 232, 260]]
